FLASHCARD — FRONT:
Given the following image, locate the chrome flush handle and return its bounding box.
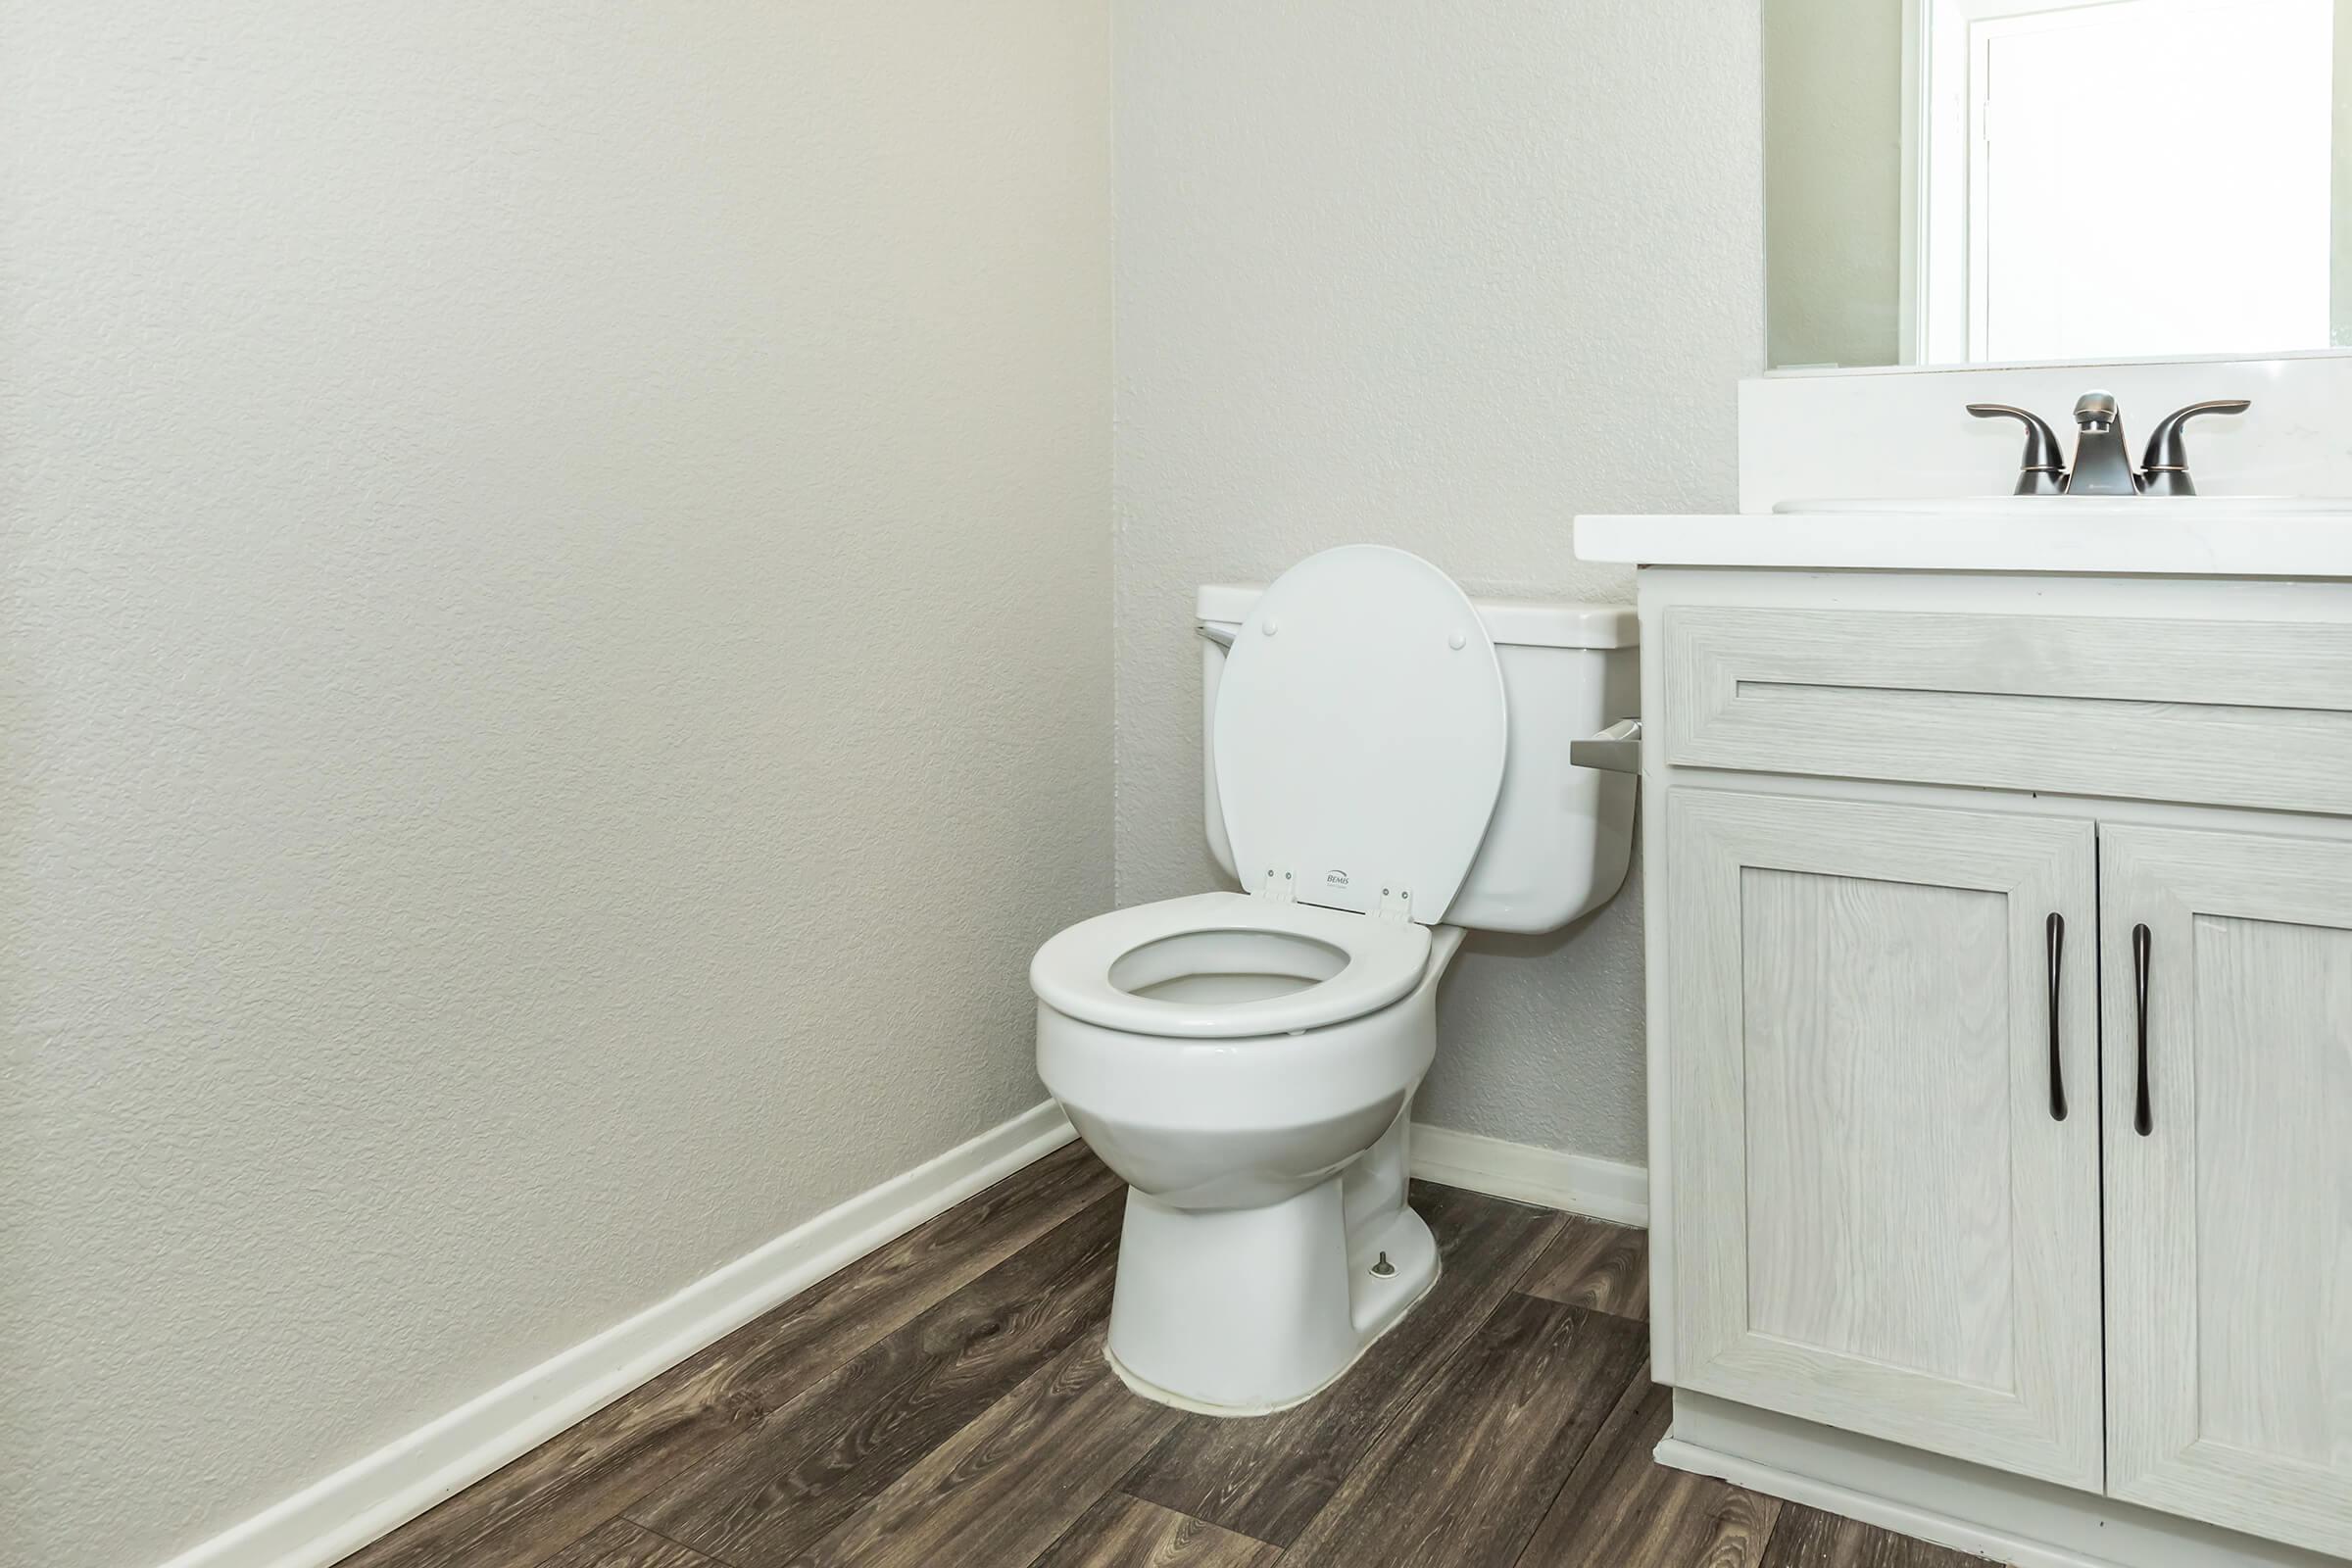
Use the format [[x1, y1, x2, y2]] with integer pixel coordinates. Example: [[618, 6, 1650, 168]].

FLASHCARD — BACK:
[[1570, 718, 1642, 774]]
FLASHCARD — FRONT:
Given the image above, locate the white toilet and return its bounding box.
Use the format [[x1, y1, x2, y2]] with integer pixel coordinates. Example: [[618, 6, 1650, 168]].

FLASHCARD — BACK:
[[1030, 544, 1638, 1415]]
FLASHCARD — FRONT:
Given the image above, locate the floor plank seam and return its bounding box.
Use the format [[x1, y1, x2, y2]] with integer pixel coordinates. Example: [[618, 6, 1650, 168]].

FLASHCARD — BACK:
[[632, 1516, 734, 1566], [1498, 1348, 1649, 1568], [605, 1452, 750, 1566], [1119, 1492, 1287, 1553], [1310, 1330, 1473, 1535], [1502, 1285, 1646, 1325], [1013, 1482, 1132, 1568], [1495, 1208, 1572, 1286], [1344, 1216, 1563, 1458], [607, 1514, 743, 1568]]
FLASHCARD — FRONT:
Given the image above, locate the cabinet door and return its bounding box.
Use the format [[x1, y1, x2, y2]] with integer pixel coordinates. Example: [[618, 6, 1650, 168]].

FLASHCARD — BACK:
[[1667, 789, 2102, 1491], [2103, 825, 2352, 1557]]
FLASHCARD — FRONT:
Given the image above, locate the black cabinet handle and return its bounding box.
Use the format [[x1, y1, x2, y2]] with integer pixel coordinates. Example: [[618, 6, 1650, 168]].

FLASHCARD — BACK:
[[2046, 912, 2067, 1122], [2133, 923, 2154, 1136]]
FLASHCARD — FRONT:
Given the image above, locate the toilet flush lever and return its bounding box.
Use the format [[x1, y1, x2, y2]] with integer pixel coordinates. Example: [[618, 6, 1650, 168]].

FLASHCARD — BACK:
[[1570, 718, 1642, 774]]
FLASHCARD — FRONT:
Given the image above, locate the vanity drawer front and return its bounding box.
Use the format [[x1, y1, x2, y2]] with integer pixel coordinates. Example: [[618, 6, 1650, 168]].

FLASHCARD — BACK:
[[1662, 606, 2352, 815]]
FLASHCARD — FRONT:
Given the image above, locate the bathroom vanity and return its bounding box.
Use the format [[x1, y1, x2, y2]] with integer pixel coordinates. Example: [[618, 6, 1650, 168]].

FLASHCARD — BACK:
[[1576, 503, 2352, 1568]]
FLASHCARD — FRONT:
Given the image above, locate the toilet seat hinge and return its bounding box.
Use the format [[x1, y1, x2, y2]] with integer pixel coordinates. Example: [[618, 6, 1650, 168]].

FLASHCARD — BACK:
[[1254, 867, 1297, 904], [1378, 885, 1414, 924]]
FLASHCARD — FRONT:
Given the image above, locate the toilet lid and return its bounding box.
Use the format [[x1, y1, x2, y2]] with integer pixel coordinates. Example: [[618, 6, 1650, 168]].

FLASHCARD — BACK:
[[1213, 545, 1507, 925]]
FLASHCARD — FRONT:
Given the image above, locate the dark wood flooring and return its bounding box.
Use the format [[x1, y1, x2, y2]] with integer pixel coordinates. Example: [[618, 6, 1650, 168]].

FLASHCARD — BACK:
[[340, 1141, 1983, 1568]]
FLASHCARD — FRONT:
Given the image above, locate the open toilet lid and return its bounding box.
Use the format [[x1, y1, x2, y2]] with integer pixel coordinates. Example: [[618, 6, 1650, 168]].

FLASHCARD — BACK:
[[1213, 545, 1507, 925]]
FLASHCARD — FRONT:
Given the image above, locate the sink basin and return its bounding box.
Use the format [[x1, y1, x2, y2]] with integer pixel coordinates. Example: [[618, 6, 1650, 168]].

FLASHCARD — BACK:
[[1775, 496, 2350, 515], [1575, 498, 2352, 577]]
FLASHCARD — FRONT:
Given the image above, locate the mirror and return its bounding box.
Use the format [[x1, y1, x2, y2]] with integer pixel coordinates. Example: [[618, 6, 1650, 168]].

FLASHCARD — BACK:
[[1766, 0, 2352, 369]]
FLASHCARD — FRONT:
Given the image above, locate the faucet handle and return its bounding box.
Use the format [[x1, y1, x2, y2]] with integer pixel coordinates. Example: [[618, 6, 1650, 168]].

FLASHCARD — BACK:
[[2140, 399, 2250, 496], [1968, 403, 2067, 496]]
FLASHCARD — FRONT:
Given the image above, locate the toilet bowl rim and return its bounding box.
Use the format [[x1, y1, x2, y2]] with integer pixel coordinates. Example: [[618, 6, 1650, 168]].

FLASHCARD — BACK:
[[1036, 988, 1436, 1135], [1029, 891, 1433, 1039]]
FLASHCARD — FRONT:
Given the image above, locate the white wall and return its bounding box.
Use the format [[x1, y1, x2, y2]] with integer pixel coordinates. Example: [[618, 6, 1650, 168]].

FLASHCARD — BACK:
[[0, 5, 1109, 1564], [1113, 0, 1765, 1165]]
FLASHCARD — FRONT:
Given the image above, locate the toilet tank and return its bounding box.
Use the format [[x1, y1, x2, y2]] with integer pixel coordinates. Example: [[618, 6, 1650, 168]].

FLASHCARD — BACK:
[[1197, 583, 1640, 936]]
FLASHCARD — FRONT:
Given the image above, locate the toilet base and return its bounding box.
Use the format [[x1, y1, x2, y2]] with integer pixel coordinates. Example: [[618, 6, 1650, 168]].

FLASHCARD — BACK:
[[1102, 1181, 1441, 1417]]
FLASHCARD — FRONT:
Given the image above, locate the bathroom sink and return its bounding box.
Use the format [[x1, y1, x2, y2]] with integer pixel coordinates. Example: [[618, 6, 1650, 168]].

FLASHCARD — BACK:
[[1775, 496, 2350, 515], [1574, 499, 2352, 576]]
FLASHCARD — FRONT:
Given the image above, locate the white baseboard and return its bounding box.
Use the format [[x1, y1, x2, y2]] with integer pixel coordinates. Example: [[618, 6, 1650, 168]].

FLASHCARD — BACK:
[[160, 1100, 1077, 1568], [1661, 1390, 2341, 1568], [1408, 1123, 1649, 1227]]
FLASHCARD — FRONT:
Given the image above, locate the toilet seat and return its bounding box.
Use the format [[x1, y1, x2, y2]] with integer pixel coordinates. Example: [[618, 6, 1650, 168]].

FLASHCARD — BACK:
[[1214, 545, 1507, 925], [1030, 892, 1432, 1039]]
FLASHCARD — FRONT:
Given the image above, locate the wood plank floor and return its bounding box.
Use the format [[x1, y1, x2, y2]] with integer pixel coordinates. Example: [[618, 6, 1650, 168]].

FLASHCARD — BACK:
[[341, 1142, 1984, 1568]]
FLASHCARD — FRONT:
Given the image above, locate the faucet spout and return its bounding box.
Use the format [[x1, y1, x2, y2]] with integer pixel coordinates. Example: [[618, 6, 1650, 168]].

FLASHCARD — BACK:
[[2064, 390, 2141, 496]]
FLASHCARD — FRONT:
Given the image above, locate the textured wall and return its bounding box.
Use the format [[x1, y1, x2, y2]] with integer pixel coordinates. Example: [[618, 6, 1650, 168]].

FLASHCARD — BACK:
[[0, 5, 1108, 1564], [1113, 1, 1764, 1163]]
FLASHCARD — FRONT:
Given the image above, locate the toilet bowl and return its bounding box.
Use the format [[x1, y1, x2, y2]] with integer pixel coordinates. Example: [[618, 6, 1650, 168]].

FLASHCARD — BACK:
[[1035, 894, 1464, 1412], [1030, 544, 1640, 1415]]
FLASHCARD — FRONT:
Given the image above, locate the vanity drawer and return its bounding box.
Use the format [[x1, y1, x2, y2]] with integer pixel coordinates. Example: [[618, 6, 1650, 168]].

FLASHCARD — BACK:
[[1661, 606, 2352, 816]]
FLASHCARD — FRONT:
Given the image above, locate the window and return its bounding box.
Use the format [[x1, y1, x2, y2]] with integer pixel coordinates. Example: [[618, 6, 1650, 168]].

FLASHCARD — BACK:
[[1910, 0, 2336, 363]]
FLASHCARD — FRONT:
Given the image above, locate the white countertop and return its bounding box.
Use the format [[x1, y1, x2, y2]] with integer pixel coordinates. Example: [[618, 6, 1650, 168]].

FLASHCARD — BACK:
[[1574, 500, 2352, 578]]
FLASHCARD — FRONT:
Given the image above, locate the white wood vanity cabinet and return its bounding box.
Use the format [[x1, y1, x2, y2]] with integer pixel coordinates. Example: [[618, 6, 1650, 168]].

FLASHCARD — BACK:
[[1577, 511, 2352, 1568]]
